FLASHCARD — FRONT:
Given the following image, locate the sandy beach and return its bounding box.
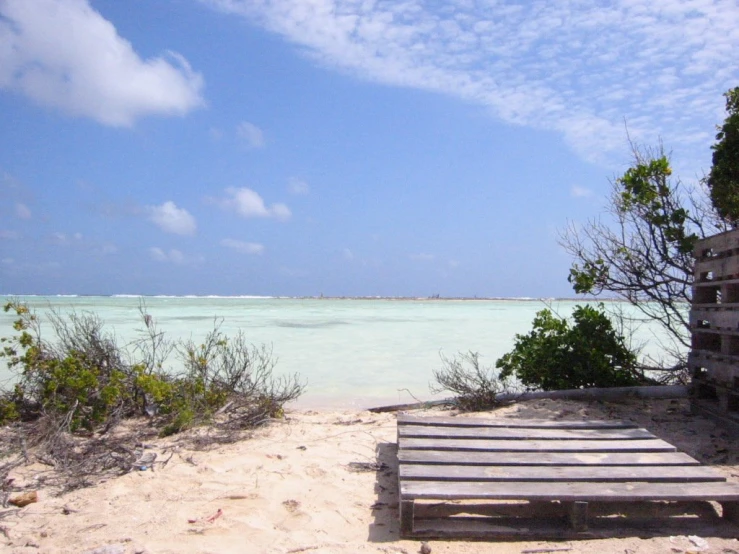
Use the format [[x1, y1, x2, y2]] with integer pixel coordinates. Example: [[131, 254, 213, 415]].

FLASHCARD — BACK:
[[2, 397, 739, 554]]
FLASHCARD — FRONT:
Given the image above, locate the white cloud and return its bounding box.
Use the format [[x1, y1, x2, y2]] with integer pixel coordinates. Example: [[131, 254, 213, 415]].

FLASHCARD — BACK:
[[342, 248, 354, 261], [146, 201, 197, 235], [15, 203, 31, 219], [410, 253, 435, 261], [0, 230, 19, 240], [202, 0, 739, 166], [148, 247, 203, 265], [97, 243, 117, 255], [571, 186, 594, 198], [288, 178, 310, 195], [0, 0, 204, 126], [212, 187, 291, 221], [221, 238, 264, 255], [237, 121, 265, 148], [50, 231, 83, 245]]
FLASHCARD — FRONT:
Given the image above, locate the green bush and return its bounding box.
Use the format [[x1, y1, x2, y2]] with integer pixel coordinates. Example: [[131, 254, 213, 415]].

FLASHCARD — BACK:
[[495, 304, 648, 391], [0, 301, 304, 435]]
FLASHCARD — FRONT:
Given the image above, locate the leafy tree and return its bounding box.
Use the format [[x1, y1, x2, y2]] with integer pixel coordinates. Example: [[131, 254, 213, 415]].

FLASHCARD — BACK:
[[560, 145, 725, 371], [706, 87, 739, 224], [496, 304, 648, 390]]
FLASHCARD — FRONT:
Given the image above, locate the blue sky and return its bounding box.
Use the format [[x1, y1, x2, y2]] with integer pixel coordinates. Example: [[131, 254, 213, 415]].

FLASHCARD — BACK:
[[0, 0, 737, 297]]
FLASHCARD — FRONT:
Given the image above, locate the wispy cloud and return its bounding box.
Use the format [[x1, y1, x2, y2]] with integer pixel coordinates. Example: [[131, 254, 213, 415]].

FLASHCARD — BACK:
[[221, 238, 265, 255], [0, 230, 19, 240], [148, 247, 202, 265], [0, 0, 204, 126], [237, 121, 265, 148], [288, 178, 310, 195], [410, 253, 435, 262], [50, 232, 83, 246], [202, 0, 739, 166], [146, 201, 197, 235], [211, 187, 291, 221], [570, 186, 594, 198], [15, 203, 31, 219]]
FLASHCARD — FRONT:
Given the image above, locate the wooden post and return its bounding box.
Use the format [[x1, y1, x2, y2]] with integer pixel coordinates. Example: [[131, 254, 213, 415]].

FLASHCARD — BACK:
[[569, 501, 589, 532], [400, 500, 414, 536], [722, 501, 739, 525]]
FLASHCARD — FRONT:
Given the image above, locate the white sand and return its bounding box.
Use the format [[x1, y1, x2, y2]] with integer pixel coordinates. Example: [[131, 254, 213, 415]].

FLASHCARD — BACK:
[[2, 398, 739, 554]]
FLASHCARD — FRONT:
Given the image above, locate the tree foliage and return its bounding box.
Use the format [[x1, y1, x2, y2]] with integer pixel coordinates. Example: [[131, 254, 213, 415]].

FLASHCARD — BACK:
[[495, 304, 648, 391], [561, 145, 725, 364], [706, 87, 739, 224]]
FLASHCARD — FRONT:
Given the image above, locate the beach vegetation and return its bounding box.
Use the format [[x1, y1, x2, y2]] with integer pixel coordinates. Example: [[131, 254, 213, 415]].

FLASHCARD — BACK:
[[431, 351, 509, 411], [560, 144, 725, 380], [0, 300, 304, 487], [562, 87, 739, 379], [706, 86, 739, 224], [495, 304, 650, 390]]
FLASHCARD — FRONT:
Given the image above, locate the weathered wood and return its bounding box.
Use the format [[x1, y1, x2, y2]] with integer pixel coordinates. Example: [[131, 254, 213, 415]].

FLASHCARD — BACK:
[[397, 415, 637, 429], [690, 351, 739, 385], [399, 464, 724, 483], [399, 437, 677, 453], [569, 501, 589, 532], [399, 500, 414, 536], [722, 501, 739, 525], [396, 414, 739, 539], [694, 230, 739, 258], [398, 450, 700, 466], [407, 515, 736, 541], [413, 500, 717, 519], [369, 385, 689, 413], [398, 425, 655, 440], [695, 255, 739, 281], [400, 481, 739, 502], [691, 307, 739, 331]]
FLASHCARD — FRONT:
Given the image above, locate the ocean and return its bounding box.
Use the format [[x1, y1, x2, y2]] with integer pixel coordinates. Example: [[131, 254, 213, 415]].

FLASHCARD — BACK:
[[0, 296, 679, 409]]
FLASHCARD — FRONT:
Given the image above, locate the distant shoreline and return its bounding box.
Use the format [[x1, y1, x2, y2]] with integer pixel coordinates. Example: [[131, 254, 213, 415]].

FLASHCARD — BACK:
[[0, 293, 630, 302]]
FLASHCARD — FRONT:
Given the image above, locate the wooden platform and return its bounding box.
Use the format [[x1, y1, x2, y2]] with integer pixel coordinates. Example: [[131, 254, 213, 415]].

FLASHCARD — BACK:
[[397, 415, 739, 540]]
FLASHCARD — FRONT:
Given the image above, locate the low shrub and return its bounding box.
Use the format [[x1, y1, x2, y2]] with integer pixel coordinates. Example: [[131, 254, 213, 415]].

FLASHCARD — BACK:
[[0, 301, 304, 435], [495, 304, 650, 391], [431, 351, 511, 411]]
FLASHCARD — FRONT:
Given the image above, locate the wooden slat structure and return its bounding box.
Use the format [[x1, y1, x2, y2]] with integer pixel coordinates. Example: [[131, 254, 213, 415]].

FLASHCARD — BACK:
[[691, 228, 739, 427], [397, 415, 739, 540]]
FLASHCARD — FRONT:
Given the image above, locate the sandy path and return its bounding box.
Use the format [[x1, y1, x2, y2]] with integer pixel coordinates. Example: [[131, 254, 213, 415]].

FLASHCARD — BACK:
[[2, 398, 739, 554]]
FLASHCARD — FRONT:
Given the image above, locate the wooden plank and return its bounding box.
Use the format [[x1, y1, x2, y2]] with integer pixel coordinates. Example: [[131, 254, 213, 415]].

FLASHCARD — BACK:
[[695, 255, 739, 281], [399, 464, 726, 483], [398, 450, 700, 466], [398, 425, 655, 440], [399, 500, 414, 535], [397, 415, 637, 429], [722, 501, 739, 525], [569, 501, 589, 531], [401, 481, 739, 502], [691, 307, 739, 331], [413, 500, 718, 519], [694, 229, 739, 258], [399, 437, 677, 452], [407, 515, 738, 540]]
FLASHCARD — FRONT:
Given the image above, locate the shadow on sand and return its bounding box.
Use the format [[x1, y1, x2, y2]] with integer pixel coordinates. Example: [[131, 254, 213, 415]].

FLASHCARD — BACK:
[[367, 441, 402, 542]]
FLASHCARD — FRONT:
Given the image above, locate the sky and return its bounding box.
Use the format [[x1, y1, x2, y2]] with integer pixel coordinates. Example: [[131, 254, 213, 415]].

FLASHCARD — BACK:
[[0, 0, 737, 297]]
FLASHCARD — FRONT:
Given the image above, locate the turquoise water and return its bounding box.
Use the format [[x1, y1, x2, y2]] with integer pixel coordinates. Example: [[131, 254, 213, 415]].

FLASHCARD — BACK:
[[0, 296, 680, 409]]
